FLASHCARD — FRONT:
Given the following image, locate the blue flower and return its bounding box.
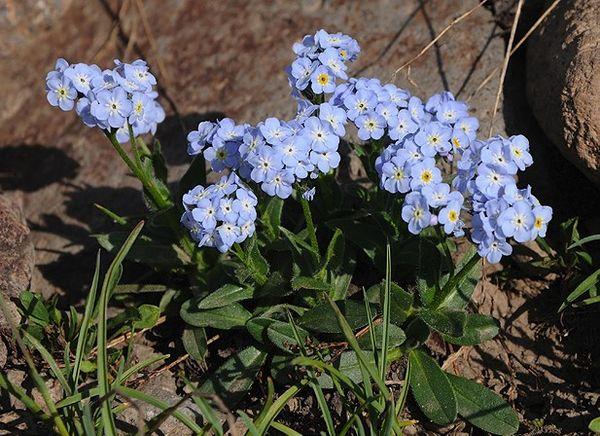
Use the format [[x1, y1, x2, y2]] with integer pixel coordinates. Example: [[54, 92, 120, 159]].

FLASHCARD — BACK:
[[296, 99, 318, 121], [123, 60, 157, 92], [436, 100, 468, 125], [216, 221, 241, 252], [531, 205, 552, 238], [64, 63, 101, 94], [233, 188, 258, 220], [310, 148, 341, 173], [381, 156, 410, 194], [478, 238, 512, 263], [410, 158, 442, 190], [250, 146, 284, 183], [475, 164, 514, 199], [497, 200, 534, 243], [310, 65, 336, 94], [46, 76, 77, 111], [438, 200, 464, 235], [303, 117, 339, 152], [275, 133, 309, 167], [260, 118, 292, 146], [401, 192, 431, 234], [239, 127, 265, 159], [204, 142, 239, 173], [456, 116, 479, 141], [183, 185, 215, 210], [215, 118, 244, 143], [355, 112, 386, 141], [318, 103, 347, 136], [90, 87, 132, 128], [261, 169, 295, 199], [290, 58, 317, 91], [408, 96, 429, 123], [422, 182, 451, 208], [450, 128, 470, 154], [376, 102, 399, 127], [481, 139, 518, 175], [414, 121, 452, 156], [192, 198, 218, 230], [187, 121, 217, 156], [318, 47, 348, 79], [388, 109, 418, 141], [507, 135, 533, 170], [343, 89, 377, 121]]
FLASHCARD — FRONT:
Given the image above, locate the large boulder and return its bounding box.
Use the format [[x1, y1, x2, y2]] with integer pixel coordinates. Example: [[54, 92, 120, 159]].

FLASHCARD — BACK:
[[527, 0, 600, 188]]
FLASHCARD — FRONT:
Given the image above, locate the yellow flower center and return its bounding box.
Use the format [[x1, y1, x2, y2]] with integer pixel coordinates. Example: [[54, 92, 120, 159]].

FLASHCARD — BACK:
[[420, 170, 433, 184], [534, 217, 544, 229], [394, 170, 404, 180], [452, 137, 462, 148], [317, 73, 329, 85], [448, 210, 458, 222]]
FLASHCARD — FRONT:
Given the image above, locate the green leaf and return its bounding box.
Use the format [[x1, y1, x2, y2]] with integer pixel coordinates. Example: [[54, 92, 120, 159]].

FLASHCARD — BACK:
[[200, 346, 266, 406], [589, 417, 600, 433], [291, 276, 330, 292], [262, 197, 284, 241], [417, 239, 441, 307], [409, 349, 457, 425], [19, 291, 49, 326], [319, 229, 344, 274], [299, 300, 376, 334], [419, 309, 466, 337], [357, 323, 406, 350], [182, 327, 208, 362], [97, 221, 145, 436], [94, 231, 190, 268], [198, 284, 254, 309], [436, 249, 481, 310], [132, 304, 160, 330], [326, 216, 385, 262], [180, 300, 251, 329], [178, 155, 206, 199], [317, 351, 377, 389], [150, 139, 168, 182], [567, 234, 600, 250], [447, 373, 519, 435], [266, 319, 310, 353], [442, 314, 499, 346], [367, 281, 414, 325], [560, 267, 600, 312]]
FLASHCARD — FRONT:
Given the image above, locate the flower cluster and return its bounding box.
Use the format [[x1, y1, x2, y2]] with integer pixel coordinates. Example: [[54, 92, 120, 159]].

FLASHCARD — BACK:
[[330, 77, 410, 141], [453, 135, 552, 263], [287, 29, 360, 97], [186, 108, 345, 200], [45, 58, 165, 143], [181, 173, 257, 253], [375, 91, 476, 236]]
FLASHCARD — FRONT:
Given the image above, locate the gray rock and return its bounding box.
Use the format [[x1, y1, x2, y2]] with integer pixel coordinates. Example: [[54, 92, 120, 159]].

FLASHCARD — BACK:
[[0, 193, 34, 299], [527, 0, 600, 188]]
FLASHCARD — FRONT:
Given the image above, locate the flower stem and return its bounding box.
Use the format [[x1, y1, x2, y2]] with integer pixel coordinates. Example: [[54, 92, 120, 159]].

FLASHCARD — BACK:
[[300, 196, 320, 259], [105, 131, 198, 263], [435, 225, 454, 274]]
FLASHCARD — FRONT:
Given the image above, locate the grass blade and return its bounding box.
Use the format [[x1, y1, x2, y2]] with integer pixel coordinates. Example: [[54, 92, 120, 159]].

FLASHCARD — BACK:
[[72, 250, 101, 389], [379, 242, 392, 381], [325, 294, 390, 397], [559, 267, 600, 311], [288, 312, 335, 436], [567, 234, 600, 250], [238, 410, 260, 436], [271, 421, 302, 436], [395, 359, 411, 418], [255, 381, 305, 434], [98, 221, 145, 436], [22, 330, 71, 396]]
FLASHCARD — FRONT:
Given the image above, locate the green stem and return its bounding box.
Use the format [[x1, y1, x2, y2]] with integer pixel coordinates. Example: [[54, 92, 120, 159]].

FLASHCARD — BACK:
[[105, 132, 198, 262], [300, 196, 319, 258], [435, 225, 454, 275]]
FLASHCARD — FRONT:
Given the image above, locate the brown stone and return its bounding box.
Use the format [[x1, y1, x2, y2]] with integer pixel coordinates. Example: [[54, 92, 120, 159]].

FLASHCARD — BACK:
[[527, 0, 600, 188]]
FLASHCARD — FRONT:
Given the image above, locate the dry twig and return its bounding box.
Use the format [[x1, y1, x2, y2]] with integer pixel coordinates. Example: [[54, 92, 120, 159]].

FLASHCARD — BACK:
[[391, 0, 487, 82], [488, 0, 524, 137]]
